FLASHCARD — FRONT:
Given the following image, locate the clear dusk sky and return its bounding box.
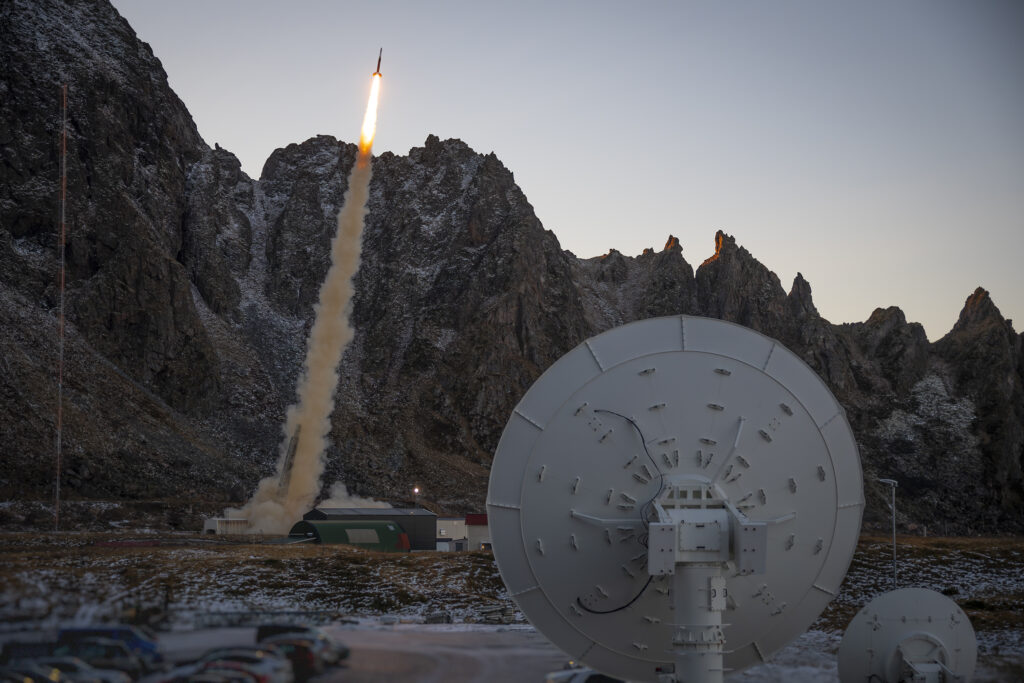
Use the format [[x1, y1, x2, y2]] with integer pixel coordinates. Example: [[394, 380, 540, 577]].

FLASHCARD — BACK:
[[110, 0, 1024, 341]]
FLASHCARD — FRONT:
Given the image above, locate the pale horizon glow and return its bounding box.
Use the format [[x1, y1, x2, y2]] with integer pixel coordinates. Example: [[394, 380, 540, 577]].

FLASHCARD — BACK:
[[110, 0, 1024, 341]]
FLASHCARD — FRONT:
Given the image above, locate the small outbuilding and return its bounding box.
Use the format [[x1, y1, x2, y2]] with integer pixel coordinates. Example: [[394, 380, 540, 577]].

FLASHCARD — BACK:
[[287, 520, 410, 552], [203, 518, 251, 535], [436, 538, 468, 552], [437, 516, 468, 551]]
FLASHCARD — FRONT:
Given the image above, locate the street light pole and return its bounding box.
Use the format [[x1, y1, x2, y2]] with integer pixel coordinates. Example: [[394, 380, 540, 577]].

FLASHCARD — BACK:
[[878, 478, 898, 590], [413, 486, 420, 508]]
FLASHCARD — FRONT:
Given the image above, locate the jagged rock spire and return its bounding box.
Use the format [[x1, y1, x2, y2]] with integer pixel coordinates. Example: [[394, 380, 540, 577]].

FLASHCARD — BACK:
[[787, 272, 818, 318], [950, 287, 1007, 333]]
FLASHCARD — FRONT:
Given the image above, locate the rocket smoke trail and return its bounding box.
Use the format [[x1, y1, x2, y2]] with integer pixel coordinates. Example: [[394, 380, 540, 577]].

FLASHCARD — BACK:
[[228, 72, 383, 534]]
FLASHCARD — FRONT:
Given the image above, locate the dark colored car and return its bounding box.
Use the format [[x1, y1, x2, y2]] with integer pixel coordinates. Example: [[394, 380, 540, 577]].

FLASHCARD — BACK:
[[58, 626, 162, 671], [195, 661, 262, 683], [253, 626, 296, 643], [52, 639, 143, 680], [0, 668, 30, 683], [0, 641, 56, 665], [1, 662, 73, 683], [545, 666, 622, 682]]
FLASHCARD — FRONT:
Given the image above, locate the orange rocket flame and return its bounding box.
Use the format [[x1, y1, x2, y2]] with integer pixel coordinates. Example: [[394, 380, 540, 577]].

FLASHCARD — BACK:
[[359, 74, 382, 158]]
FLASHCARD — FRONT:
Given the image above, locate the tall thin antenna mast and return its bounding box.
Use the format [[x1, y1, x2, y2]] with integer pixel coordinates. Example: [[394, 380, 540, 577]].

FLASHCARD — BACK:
[[55, 83, 67, 532]]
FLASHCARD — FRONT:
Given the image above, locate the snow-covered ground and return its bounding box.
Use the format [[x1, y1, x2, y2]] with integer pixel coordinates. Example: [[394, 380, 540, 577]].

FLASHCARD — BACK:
[[1, 533, 1021, 680]]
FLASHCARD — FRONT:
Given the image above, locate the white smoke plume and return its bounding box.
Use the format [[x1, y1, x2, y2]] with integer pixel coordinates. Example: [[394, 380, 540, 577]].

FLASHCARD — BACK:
[[320, 481, 392, 509], [226, 76, 387, 533]]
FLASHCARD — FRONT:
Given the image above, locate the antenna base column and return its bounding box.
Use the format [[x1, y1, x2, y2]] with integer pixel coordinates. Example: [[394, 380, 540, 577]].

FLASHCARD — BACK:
[[669, 563, 726, 683]]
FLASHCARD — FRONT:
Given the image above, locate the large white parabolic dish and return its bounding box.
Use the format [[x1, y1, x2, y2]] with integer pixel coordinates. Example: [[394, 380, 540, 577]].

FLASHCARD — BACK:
[[487, 316, 864, 681]]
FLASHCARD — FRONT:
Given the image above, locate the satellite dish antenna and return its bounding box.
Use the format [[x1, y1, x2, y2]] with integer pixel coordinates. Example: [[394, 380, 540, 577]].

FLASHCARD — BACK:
[[838, 587, 977, 682], [487, 316, 864, 682]]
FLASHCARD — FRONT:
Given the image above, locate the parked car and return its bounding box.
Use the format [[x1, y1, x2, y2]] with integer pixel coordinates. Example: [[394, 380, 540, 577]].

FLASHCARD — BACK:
[[196, 648, 291, 683], [545, 663, 622, 682], [255, 625, 348, 664], [58, 626, 162, 671], [136, 662, 201, 683], [253, 626, 296, 643], [1, 641, 56, 665], [51, 639, 143, 680], [194, 662, 262, 683], [1, 662, 73, 683], [257, 633, 329, 668], [252, 638, 320, 683], [22, 657, 130, 683], [0, 667, 31, 683]]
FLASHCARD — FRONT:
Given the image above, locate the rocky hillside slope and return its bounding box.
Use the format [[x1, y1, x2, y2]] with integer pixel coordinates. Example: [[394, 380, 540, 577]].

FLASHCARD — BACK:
[[2, 0, 1021, 533]]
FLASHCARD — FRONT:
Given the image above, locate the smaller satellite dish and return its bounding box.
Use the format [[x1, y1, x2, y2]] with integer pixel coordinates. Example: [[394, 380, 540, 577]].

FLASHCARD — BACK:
[[838, 587, 977, 683]]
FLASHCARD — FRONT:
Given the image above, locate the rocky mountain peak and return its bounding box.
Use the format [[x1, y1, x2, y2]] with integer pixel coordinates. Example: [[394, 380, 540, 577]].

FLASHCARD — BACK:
[[933, 289, 1023, 523], [694, 230, 787, 338], [950, 287, 1009, 334], [936, 288, 1019, 363], [700, 229, 735, 266], [787, 272, 818, 318], [409, 134, 480, 169], [866, 305, 909, 329], [851, 306, 929, 395], [593, 249, 630, 283]]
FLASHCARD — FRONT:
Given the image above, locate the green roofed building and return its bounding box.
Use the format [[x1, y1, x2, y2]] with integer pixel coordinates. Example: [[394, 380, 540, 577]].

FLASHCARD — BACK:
[[303, 507, 437, 550], [287, 520, 411, 552]]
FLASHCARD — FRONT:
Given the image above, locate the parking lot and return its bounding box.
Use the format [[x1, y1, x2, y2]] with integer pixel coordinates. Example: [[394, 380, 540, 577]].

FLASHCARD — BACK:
[[152, 623, 566, 682]]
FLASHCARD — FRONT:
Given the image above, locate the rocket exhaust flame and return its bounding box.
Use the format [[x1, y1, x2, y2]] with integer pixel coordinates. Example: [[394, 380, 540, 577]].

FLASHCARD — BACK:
[[360, 74, 381, 156], [227, 66, 386, 533]]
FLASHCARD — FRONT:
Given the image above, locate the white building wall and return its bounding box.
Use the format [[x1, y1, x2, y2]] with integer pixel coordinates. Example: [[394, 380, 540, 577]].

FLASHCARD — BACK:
[[203, 518, 251, 535], [467, 524, 491, 550], [437, 518, 467, 540]]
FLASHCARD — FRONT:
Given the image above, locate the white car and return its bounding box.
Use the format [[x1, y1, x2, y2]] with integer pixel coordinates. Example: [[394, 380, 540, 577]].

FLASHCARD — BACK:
[[27, 657, 131, 683]]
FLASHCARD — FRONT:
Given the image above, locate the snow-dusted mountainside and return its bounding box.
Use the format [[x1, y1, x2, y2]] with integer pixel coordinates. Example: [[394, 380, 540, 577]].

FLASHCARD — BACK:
[[2, 0, 1021, 531]]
